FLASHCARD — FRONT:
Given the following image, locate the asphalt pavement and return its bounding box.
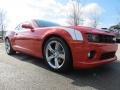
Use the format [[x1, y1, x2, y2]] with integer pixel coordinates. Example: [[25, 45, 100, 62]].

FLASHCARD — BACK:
[[0, 43, 120, 90]]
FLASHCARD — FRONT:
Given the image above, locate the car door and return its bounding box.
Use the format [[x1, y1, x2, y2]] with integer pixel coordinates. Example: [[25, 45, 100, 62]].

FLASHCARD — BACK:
[[14, 22, 36, 55]]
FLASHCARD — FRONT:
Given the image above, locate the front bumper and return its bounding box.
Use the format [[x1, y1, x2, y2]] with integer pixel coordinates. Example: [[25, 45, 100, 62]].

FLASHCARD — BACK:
[[75, 56, 117, 68], [70, 41, 118, 69]]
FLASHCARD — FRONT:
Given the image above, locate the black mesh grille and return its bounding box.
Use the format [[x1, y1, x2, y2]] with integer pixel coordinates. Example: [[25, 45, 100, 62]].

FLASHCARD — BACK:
[[99, 35, 115, 43], [87, 33, 116, 43], [100, 52, 115, 60]]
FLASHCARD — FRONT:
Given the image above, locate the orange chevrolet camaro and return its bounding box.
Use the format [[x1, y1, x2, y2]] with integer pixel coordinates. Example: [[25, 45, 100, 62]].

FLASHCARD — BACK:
[[5, 19, 118, 72]]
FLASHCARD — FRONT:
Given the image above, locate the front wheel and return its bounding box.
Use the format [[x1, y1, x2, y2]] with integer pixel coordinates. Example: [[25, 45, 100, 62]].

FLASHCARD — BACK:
[[5, 39, 16, 55], [44, 37, 72, 72]]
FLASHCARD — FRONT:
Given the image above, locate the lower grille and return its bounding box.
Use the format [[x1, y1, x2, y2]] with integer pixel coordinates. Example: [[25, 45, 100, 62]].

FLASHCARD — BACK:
[[100, 52, 115, 60]]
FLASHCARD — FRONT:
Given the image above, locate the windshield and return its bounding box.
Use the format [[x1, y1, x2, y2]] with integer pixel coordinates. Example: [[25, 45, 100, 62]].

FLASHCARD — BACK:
[[35, 20, 60, 27]]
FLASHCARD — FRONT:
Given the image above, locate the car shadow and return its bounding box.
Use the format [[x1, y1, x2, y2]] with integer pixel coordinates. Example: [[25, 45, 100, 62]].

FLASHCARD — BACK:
[[12, 53, 120, 90]]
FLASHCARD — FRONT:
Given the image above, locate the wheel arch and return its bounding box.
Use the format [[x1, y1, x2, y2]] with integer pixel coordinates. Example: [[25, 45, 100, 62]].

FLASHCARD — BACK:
[[42, 34, 73, 65]]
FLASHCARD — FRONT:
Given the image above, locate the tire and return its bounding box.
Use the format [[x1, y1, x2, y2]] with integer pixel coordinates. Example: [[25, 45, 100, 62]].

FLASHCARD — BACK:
[[44, 37, 72, 72], [5, 38, 16, 55]]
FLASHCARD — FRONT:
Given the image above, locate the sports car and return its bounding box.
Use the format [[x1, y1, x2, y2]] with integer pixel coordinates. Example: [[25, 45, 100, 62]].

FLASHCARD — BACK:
[[5, 19, 118, 72]]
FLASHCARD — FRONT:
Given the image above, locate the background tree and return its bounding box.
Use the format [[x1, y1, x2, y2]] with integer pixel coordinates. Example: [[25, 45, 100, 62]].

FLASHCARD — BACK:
[[90, 11, 100, 28], [67, 0, 84, 26], [109, 23, 120, 39], [0, 9, 6, 40], [109, 9, 120, 39], [67, 0, 101, 27]]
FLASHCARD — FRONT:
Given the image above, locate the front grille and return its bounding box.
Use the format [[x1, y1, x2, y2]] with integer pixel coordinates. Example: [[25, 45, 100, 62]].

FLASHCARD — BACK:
[[87, 33, 116, 43], [100, 52, 115, 60], [99, 35, 115, 43]]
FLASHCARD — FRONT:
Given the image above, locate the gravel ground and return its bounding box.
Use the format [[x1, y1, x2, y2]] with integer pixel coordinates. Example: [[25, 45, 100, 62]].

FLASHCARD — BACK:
[[0, 43, 120, 90]]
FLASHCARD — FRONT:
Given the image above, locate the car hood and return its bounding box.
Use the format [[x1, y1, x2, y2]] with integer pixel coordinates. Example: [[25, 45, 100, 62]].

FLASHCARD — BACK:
[[65, 26, 115, 36]]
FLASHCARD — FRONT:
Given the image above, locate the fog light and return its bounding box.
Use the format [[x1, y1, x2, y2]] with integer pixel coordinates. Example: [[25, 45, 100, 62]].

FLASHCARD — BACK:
[[88, 52, 91, 57], [88, 51, 95, 59]]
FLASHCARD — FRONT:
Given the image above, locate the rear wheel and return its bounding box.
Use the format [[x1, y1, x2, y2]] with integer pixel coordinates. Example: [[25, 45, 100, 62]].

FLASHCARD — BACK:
[[44, 37, 72, 72], [5, 39, 16, 55]]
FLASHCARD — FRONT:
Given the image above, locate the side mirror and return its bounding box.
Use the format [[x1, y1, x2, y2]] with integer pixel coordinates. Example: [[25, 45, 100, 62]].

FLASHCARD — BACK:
[[22, 24, 34, 29]]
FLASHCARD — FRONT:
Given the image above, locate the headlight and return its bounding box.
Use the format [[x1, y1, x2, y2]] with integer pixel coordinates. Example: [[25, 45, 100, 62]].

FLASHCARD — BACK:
[[64, 28, 83, 41], [87, 34, 99, 42]]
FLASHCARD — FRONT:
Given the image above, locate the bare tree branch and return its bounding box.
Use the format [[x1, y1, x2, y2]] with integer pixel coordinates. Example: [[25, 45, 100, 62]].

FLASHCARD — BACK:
[[0, 9, 6, 39], [67, 0, 83, 26], [90, 12, 100, 28]]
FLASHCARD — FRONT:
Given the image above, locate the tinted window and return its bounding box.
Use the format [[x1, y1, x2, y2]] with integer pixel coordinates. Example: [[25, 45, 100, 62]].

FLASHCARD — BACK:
[[35, 20, 60, 27]]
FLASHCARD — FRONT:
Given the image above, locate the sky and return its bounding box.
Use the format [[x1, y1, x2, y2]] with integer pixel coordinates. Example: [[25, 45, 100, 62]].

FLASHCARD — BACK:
[[0, 0, 120, 30]]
